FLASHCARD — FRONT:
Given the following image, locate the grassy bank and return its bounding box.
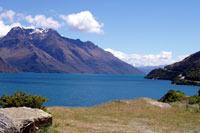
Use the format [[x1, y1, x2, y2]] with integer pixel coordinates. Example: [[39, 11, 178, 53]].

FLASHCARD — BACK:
[[42, 98, 200, 133]]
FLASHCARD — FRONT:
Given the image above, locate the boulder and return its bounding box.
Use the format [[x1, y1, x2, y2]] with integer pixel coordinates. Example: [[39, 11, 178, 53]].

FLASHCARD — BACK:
[[0, 107, 52, 133], [0, 113, 18, 133]]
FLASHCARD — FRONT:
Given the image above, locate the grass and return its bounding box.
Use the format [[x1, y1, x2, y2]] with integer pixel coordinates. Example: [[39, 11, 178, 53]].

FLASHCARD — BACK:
[[41, 98, 200, 133]]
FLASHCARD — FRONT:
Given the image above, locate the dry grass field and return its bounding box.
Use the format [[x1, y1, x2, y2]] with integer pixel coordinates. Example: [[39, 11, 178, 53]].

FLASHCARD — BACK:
[[40, 98, 200, 133]]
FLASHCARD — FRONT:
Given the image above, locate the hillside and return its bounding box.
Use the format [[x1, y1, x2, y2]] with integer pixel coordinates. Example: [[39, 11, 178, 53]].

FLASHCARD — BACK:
[[0, 57, 18, 73], [46, 98, 200, 133], [146, 51, 200, 85], [0, 27, 143, 74]]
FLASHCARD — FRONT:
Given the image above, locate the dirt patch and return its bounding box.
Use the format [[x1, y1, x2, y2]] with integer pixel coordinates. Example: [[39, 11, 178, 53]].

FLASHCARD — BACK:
[[143, 98, 171, 108], [129, 119, 157, 133]]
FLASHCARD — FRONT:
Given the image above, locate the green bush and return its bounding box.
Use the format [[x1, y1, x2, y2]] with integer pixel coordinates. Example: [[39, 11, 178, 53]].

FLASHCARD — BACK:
[[0, 91, 48, 110], [188, 95, 200, 104], [159, 90, 187, 103]]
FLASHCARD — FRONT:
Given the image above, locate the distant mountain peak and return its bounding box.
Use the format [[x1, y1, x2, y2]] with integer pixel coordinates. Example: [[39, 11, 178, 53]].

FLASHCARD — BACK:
[[0, 27, 144, 74], [8, 26, 26, 35], [11, 26, 23, 31], [30, 28, 48, 34], [6, 27, 61, 41], [9, 27, 57, 35]]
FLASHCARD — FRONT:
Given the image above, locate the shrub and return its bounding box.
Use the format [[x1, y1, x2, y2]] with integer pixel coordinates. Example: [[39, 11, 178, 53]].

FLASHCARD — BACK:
[[0, 91, 48, 110], [159, 90, 187, 103], [188, 95, 200, 104]]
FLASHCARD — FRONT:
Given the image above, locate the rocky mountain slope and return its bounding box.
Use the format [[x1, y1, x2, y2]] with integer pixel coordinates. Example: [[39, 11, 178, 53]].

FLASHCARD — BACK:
[[0, 27, 143, 74], [146, 51, 200, 85], [0, 57, 18, 73]]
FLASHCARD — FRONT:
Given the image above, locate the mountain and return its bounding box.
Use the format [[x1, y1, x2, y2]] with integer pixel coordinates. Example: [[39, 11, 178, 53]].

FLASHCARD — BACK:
[[0, 27, 144, 74], [136, 65, 165, 74], [146, 51, 200, 85], [0, 57, 18, 73]]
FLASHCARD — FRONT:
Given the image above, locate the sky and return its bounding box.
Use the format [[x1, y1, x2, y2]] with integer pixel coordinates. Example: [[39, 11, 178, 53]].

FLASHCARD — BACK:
[[0, 0, 199, 66]]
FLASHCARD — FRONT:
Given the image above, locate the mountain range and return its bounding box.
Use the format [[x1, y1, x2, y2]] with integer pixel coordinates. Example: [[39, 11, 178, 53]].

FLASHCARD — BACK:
[[146, 51, 200, 85], [136, 65, 165, 74], [0, 27, 144, 74]]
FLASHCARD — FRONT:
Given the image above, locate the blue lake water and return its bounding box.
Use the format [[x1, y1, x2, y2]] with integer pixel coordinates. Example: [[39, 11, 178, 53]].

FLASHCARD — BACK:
[[0, 73, 199, 107]]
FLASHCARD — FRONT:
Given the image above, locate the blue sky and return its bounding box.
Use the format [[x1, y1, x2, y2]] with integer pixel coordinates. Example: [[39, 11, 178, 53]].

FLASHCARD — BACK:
[[0, 0, 200, 66]]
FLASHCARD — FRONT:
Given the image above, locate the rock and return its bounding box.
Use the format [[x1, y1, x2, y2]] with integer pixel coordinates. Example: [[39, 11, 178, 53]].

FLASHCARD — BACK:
[[0, 107, 52, 133], [0, 113, 18, 133]]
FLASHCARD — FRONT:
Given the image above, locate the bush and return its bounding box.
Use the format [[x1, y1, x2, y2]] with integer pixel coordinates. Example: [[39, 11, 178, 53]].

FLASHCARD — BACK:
[[159, 90, 187, 103], [0, 91, 48, 110], [188, 95, 200, 104]]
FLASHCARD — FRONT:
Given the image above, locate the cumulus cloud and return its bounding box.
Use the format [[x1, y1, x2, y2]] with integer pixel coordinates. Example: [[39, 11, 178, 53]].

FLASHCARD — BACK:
[[0, 20, 21, 36], [0, 7, 104, 34], [25, 15, 62, 29], [176, 55, 188, 61], [60, 11, 104, 34], [105, 48, 178, 67], [0, 10, 15, 22], [16, 13, 25, 21], [0, 8, 63, 36], [0, 8, 34, 36]]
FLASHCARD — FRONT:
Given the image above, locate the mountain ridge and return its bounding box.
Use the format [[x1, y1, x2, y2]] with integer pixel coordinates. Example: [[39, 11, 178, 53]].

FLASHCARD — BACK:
[[0, 27, 144, 75]]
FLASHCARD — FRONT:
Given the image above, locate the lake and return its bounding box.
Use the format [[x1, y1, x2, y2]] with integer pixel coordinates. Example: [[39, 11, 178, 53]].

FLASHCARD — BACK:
[[0, 73, 198, 107]]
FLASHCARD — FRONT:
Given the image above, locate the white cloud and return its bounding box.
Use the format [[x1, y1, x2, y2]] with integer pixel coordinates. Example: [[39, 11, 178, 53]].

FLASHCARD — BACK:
[[60, 11, 104, 34], [0, 20, 21, 36], [25, 15, 62, 29], [0, 10, 15, 22], [105, 48, 178, 67], [176, 55, 188, 61], [16, 13, 25, 21], [0, 8, 104, 34]]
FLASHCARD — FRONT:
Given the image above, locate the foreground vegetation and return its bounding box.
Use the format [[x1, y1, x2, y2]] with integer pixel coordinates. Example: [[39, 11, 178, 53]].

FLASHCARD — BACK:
[[0, 91, 48, 110], [1, 90, 200, 132], [45, 97, 200, 132], [160, 89, 200, 106]]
